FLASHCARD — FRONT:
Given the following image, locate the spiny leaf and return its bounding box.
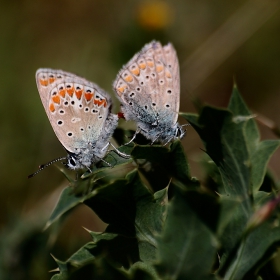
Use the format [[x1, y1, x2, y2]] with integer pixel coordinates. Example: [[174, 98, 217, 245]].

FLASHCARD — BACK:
[[155, 189, 218, 280]]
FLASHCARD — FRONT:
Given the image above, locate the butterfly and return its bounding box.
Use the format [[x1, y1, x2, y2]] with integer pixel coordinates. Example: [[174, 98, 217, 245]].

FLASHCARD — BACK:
[[29, 69, 127, 178], [113, 41, 186, 145]]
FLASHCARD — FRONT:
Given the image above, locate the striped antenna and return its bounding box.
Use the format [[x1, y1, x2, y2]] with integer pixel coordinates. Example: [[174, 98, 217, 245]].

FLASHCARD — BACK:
[[28, 156, 67, 178]]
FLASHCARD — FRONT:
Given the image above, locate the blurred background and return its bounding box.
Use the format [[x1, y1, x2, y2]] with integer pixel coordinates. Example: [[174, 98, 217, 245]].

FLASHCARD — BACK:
[[1, 0, 280, 278]]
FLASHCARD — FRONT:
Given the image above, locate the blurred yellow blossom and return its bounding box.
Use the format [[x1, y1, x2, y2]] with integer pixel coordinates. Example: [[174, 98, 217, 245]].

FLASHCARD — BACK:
[[137, 1, 173, 30]]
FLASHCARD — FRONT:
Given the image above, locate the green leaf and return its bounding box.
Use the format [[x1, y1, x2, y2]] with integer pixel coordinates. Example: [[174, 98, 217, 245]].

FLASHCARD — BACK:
[[132, 144, 169, 163], [126, 261, 160, 280], [250, 140, 280, 194], [49, 169, 167, 273], [217, 196, 243, 238], [46, 186, 91, 229], [181, 108, 251, 205], [222, 217, 280, 280], [134, 185, 168, 263], [181, 89, 280, 262], [182, 91, 255, 271], [67, 258, 129, 280], [131, 141, 195, 192], [169, 141, 192, 184], [86, 170, 167, 265], [46, 174, 132, 229], [155, 189, 218, 280], [228, 87, 280, 194]]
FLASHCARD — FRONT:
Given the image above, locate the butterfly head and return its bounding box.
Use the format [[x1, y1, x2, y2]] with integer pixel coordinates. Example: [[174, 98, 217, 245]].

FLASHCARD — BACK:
[[65, 152, 81, 170]]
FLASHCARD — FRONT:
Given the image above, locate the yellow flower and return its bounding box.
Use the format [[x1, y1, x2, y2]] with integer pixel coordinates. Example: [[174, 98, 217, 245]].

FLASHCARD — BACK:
[[137, 1, 173, 30]]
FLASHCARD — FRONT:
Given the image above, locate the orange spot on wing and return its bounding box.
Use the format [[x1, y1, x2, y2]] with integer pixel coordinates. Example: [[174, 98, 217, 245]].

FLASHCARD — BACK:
[[100, 99, 107, 107], [124, 75, 133, 82], [49, 103, 55, 112], [147, 60, 154, 68], [49, 77, 56, 84], [52, 95, 60, 104], [75, 89, 83, 100], [156, 65, 164, 72], [130, 66, 140, 76], [94, 99, 107, 107], [85, 92, 93, 101], [59, 89, 66, 97], [138, 62, 146, 70], [39, 79, 48, 86], [165, 70, 172, 78], [66, 87, 74, 96], [117, 85, 128, 94]]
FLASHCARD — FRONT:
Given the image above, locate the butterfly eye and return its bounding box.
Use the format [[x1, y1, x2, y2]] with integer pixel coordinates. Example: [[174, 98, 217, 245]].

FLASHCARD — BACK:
[[159, 79, 164, 85], [79, 104, 83, 109], [84, 107, 89, 112], [59, 109, 65, 115], [144, 105, 147, 109], [80, 127, 84, 132], [136, 87, 141, 92], [98, 116, 103, 119], [64, 101, 69, 106], [71, 101, 75, 105], [167, 89, 172, 94], [152, 103, 156, 107], [69, 157, 76, 166], [57, 120, 63, 126], [129, 92, 135, 98], [67, 132, 73, 137], [165, 104, 170, 108]]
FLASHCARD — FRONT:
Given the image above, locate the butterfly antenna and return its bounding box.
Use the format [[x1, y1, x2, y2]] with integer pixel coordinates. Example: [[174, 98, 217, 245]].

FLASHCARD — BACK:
[[28, 156, 67, 178]]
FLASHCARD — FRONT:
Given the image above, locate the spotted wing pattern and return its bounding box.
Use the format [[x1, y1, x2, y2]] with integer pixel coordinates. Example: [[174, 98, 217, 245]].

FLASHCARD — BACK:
[[36, 69, 112, 153], [113, 41, 180, 142]]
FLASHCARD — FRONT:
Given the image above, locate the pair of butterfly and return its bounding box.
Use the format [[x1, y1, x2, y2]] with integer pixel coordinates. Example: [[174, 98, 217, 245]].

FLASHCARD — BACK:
[[29, 41, 186, 178]]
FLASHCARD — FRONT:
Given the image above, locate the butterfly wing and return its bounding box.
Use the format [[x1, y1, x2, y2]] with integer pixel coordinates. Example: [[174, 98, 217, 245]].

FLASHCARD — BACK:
[[36, 69, 113, 153], [113, 41, 180, 139]]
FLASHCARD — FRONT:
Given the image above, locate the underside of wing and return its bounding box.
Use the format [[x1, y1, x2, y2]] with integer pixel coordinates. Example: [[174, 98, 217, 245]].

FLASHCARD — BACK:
[[113, 41, 180, 129], [36, 69, 113, 152]]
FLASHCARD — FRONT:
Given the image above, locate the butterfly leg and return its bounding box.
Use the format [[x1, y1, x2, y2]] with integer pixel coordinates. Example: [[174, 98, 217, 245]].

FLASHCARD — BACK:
[[110, 143, 130, 159], [101, 142, 110, 152], [99, 157, 113, 167], [150, 132, 163, 145], [163, 136, 174, 146], [179, 123, 190, 139], [124, 128, 141, 146]]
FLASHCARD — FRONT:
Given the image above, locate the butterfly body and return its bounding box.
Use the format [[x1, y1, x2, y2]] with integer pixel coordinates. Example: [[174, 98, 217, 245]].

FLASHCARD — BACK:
[[113, 41, 185, 144], [36, 69, 118, 170]]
